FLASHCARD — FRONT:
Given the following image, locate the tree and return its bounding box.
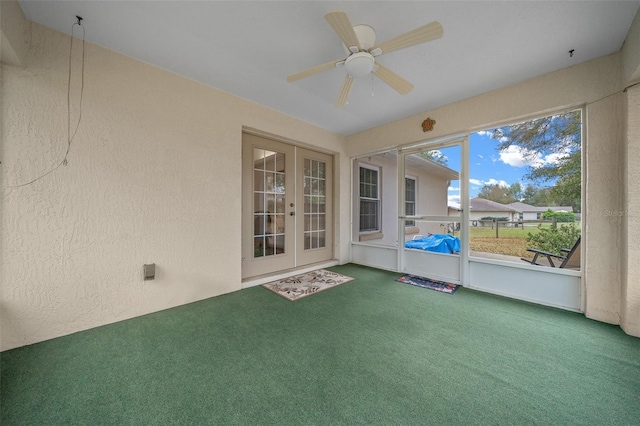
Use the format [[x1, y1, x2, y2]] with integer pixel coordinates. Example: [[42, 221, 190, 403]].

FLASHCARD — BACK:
[[494, 110, 581, 212], [521, 184, 553, 206], [418, 149, 448, 166], [477, 183, 516, 204], [507, 182, 523, 202]]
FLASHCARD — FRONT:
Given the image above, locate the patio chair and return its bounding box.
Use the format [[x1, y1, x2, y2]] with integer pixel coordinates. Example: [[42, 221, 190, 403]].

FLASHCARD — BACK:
[[521, 237, 581, 269]]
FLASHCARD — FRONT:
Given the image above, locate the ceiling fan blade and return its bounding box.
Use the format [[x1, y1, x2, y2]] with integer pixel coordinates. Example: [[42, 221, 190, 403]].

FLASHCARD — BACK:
[[324, 11, 361, 52], [287, 60, 341, 82], [370, 21, 443, 56], [373, 63, 413, 95], [335, 75, 354, 107]]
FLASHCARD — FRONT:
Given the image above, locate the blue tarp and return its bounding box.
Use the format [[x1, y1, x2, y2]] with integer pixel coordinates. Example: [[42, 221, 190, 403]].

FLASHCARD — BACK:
[[404, 234, 460, 254]]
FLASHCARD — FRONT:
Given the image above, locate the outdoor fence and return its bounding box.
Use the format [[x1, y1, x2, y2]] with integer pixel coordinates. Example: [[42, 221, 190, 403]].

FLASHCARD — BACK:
[[442, 218, 572, 238], [471, 218, 559, 238]]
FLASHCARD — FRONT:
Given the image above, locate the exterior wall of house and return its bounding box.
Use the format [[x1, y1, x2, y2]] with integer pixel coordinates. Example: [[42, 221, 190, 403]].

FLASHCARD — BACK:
[[346, 49, 636, 334], [0, 12, 349, 350], [468, 211, 515, 223], [353, 155, 450, 246]]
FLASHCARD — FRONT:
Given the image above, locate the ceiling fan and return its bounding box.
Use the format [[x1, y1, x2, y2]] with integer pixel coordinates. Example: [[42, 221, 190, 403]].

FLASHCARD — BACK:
[[286, 11, 443, 107]]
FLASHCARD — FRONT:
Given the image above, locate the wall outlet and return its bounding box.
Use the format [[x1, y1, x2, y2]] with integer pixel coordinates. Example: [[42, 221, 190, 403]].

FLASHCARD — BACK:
[[143, 263, 155, 280]]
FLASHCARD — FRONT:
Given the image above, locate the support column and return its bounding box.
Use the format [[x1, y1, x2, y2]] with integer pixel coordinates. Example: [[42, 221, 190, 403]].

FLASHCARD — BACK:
[[622, 83, 640, 337]]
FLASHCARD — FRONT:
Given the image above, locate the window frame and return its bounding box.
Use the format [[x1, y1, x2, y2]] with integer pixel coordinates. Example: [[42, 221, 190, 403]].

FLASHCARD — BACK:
[[405, 175, 417, 227], [359, 164, 381, 233]]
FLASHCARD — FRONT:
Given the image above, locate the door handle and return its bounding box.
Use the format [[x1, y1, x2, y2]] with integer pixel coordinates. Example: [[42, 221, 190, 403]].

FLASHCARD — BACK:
[[290, 211, 295, 216]]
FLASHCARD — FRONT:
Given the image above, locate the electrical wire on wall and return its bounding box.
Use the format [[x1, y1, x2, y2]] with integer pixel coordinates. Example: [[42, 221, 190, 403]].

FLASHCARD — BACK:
[[5, 16, 86, 190]]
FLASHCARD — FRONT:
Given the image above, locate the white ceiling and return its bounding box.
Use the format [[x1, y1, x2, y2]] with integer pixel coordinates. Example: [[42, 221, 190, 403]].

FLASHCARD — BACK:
[[19, 1, 640, 135]]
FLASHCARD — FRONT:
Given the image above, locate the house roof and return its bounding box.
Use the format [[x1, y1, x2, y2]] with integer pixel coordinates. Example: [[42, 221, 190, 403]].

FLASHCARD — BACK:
[[469, 198, 517, 213], [18, 1, 640, 135], [405, 153, 459, 181]]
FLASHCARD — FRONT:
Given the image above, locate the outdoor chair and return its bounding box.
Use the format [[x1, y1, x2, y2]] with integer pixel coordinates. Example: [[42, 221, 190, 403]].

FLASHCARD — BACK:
[[521, 237, 581, 269]]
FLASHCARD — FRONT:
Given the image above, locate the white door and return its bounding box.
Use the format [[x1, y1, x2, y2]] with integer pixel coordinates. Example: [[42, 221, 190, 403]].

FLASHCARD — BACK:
[[242, 134, 333, 279]]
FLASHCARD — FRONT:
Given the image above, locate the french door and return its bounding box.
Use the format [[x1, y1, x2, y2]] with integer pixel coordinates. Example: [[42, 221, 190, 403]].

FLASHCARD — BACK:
[[241, 133, 333, 279]]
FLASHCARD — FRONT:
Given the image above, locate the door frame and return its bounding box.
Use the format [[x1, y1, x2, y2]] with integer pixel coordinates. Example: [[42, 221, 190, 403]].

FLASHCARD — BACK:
[[398, 137, 468, 284], [241, 131, 335, 280]]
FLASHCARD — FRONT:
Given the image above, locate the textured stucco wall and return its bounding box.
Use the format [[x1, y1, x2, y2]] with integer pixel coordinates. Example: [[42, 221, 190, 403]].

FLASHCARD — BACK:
[[0, 0, 29, 66], [584, 94, 624, 323], [346, 54, 630, 329], [1, 20, 347, 351], [621, 7, 640, 84], [622, 84, 640, 336]]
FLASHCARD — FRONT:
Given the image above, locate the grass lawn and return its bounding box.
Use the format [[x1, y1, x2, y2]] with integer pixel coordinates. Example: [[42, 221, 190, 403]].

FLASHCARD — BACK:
[[461, 222, 581, 258], [467, 226, 538, 258]]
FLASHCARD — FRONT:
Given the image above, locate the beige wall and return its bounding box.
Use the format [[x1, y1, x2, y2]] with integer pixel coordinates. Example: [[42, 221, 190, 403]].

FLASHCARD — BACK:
[[1, 13, 348, 350], [0, 0, 28, 66], [622, 9, 640, 84], [622, 84, 640, 336]]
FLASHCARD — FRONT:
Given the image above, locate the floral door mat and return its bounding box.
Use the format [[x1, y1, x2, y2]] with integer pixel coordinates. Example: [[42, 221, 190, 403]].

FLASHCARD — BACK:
[[262, 269, 355, 301], [396, 275, 460, 294]]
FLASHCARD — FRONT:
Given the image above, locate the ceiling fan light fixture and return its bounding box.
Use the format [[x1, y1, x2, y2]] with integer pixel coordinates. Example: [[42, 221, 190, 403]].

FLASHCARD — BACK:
[[345, 52, 375, 78]]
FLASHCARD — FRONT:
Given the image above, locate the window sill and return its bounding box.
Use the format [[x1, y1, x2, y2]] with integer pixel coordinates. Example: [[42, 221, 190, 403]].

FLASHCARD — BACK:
[[359, 232, 383, 242], [404, 226, 420, 235]]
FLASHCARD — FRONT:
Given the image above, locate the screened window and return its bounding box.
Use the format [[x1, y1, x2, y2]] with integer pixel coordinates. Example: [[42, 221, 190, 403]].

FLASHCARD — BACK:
[[359, 166, 380, 232]]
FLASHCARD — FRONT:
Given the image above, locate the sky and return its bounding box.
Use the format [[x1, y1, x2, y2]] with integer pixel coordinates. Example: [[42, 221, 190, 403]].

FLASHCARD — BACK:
[[443, 131, 559, 208]]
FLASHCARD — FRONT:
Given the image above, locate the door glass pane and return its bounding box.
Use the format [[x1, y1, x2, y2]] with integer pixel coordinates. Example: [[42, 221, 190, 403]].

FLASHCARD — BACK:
[[254, 148, 286, 258], [402, 145, 461, 254], [303, 158, 327, 250]]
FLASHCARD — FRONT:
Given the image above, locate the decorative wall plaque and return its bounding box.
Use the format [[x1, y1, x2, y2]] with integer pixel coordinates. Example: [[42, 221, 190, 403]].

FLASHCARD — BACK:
[[422, 117, 436, 132]]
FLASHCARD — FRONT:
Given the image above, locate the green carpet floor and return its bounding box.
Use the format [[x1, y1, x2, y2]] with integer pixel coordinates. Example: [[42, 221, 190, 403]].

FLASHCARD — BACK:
[[2, 264, 639, 425]]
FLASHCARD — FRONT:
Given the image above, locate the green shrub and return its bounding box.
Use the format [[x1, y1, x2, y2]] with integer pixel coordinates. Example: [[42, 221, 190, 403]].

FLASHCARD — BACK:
[[480, 216, 508, 221], [542, 209, 576, 222], [526, 223, 580, 255]]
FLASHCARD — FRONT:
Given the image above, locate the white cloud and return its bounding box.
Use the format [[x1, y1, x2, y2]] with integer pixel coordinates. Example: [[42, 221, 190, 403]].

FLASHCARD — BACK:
[[448, 186, 460, 192], [469, 178, 508, 187], [476, 129, 508, 142], [498, 145, 543, 168], [499, 145, 572, 168], [477, 154, 484, 159], [448, 195, 461, 207], [543, 151, 570, 165], [485, 178, 509, 187]]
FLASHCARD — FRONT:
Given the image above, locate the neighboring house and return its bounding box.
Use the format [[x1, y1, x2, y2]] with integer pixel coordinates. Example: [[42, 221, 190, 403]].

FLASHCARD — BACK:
[[469, 198, 518, 224], [507, 202, 574, 220], [354, 152, 458, 245]]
